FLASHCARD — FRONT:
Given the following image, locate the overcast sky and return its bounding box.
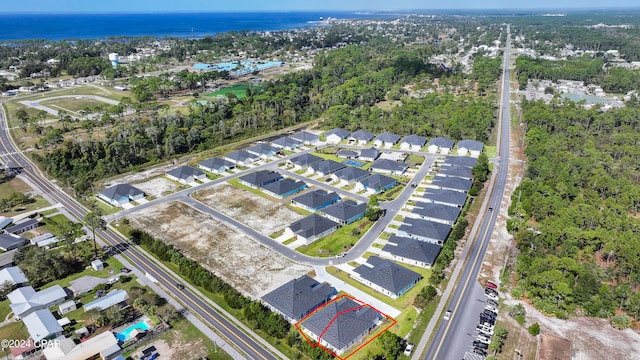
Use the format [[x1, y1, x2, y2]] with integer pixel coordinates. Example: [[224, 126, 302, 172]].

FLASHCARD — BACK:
[[1, 0, 639, 13]]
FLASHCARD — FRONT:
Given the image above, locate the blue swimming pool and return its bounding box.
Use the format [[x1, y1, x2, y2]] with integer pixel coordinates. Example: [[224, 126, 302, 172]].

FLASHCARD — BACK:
[[116, 320, 151, 342], [344, 159, 364, 167]]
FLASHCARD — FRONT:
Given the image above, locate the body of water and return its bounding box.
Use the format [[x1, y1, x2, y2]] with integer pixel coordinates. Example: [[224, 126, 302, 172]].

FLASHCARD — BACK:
[[0, 12, 389, 41]]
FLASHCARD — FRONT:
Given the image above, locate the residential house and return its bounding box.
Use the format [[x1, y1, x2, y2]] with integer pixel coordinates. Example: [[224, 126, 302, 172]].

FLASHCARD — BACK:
[[356, 174, 397, 194], [0, 216, 13, 230], [397, 218, 452, 245], [330, 166, 370, 186], [239, 170, 283, 189], [31, 233, 54, 246], [285, 214, 340, 244], [0, 266, 28, 286], [324, 128, 350, 144], [309, 160, 346, 177], [380, 236, 442, 268], [224, 150, 258, 166], [318, 200, 366, 225], [427, 137, 454, 154], [373, 132, 401, 148], [421, 189, 468, 208], [23, 309, 63, 342], [198, 157, 235, 174], [83, 289, 129, 311], [358, 147, 380, 162], [43, 331, 121, 360], [457, 139, 484, 157], [370, 159, 408, 175], [287, 153, 323, 169], [166, 166, 206, 184], [408, 202, 461, 225], [291, 131, 320, 145], [0, 249, 16, 269], [428, 177, 473, 193], [260, 179, 308, 199], [58, 300, 77, 315], [271, 136, 302, 151], [436, 165, 473, 181], [336, 149, 359, 159], [291, 190, 340, 212], [97, 184, 145, 206], [400, 135, 427, 151], [247, 143, 279, 159], [300, 297, 381, 355], [261, 275, 337, 322], [0, 233, 28, 251], [442, 156, 477, 168], [5, 218, 39, 235], [8, 285, 67, 318], [348, 130, 375, 145], [352, 256, 422, 299]]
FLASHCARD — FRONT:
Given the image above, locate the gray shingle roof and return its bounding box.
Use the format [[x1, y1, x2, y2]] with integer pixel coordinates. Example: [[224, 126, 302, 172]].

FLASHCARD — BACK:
[[325, 128, 350, 139], [199, 157, 234, 170], [353, 256, 423, 294], [443, 156, 477, 168], [310, 160, 346, 174], [371, 159, 408, 173], [247, 143, 278, 156], [0, 234, 28, 251], [374, 132, 401, 144], [5, 218, 39, 234], [438, 165, 473, 179], [422, 188, 468, 207], [359, 147, 380, 160], [349, 130, 375, 141], [272, 136, 302, 148], [458, 139, 484, 151], [302, 297, 381, 351], [261, 179, 306, 196], [225, 150, 257, 162], [291, 190, 340, 209], [429, 177, 473, 192], [411, 202, 461, 223], [291, 131, 320, 143], [288, 214, 339, 239], [320, 200, 366, 222], [401, 134, 427, 147], [261, 275, 336, 321], [99, 184, 144, 201], [383, 236, 442, 266], [289, 153, 323, 167], [166, 166, 205, 180], [239, 170, 283, 187], [399, 218, 452, 242], [333, 166, 370, 182], [336, 149, 359, 158], [358, 174, 396, 190], [429, 137, 454, 148]]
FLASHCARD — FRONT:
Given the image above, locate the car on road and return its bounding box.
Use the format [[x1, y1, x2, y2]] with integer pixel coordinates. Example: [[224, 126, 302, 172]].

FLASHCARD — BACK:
[[176, 283, 185, 290], [486, 281, 498, 289], [488, 207, 493, 211], [403, 343, 414, 356], [443, 310, 451, 320]]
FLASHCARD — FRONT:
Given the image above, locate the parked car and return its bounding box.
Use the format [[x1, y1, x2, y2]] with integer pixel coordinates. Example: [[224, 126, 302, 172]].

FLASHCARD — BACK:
[[473, 347, 487, 356], [476, 335, 491, 344], [485, 287, 498, 295], [473, 340, 488, 349], [443, 310, 451, 321], [486, 281, 498, 289], [486, 292, 499, 301], [487, 298, 499, 307], [485, 305, 497, 313], [403, 343, 414, 356], [120, 267, 131, 273]]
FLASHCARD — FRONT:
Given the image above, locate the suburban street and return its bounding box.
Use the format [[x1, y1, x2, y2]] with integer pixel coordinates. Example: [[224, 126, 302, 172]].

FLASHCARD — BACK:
[[420, 25, 512, 360]]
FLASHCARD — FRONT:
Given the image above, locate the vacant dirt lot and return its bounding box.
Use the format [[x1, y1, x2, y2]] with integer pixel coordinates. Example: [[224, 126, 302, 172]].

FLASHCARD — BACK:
[[126, 201, 311, 297], [192, 183, 305, 235], [124, 177, 180, 198]]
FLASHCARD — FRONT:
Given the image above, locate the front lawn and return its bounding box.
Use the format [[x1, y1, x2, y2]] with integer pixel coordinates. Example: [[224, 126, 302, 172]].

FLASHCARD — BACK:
[[379, 184, 405, 202], [296, 218, 373, 257]]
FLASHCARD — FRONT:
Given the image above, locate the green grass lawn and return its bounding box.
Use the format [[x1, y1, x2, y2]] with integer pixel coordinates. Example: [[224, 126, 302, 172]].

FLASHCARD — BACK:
[[296, 218, 374, 257], [155, 318, 234, 360], [284, 204, 313, 216], [269, 229, 285, 239], [227, 178, 276, 201], [379, 184, 405, 202], [404, 299, 439, 358], [0, 321, 29, 341], [40, 98, 106, 113], [282, 238, 296, 245], [372, 243, 384, 249], [392, 306, 418, 337], [406, 154, 425, 165], [46, 256, 125, 289], [0, 177, 52, 216], [204, 84, 262, 99], [0, 299, 11, 321], [485, 145, 497, 158]]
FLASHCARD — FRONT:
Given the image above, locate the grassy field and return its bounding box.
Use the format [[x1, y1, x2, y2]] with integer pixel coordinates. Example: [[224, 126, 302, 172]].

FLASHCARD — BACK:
[[204, 84, 262, 99], [156, 318, 234, 360], [296, 218, 374, 257], [40, 97, 106, 113], [0, 177, 51, 216], [0, 321, 29, 341]]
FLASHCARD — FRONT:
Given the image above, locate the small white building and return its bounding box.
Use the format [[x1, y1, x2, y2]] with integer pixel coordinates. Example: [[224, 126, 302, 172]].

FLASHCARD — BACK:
[[91, 259, 104, 271]]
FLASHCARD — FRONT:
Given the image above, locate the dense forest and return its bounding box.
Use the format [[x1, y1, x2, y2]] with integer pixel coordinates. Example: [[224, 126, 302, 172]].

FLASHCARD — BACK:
[[508, 99, 640, 321]]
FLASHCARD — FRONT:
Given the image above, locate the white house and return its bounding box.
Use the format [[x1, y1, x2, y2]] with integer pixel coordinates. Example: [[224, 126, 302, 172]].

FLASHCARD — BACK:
[[457, 139, 484, 158], [91, 259, 104, 271], [427, 137, 454, 154], [373, 132, 401, 148], [324, 128, 350, 144], [400, 135, 427, 151]]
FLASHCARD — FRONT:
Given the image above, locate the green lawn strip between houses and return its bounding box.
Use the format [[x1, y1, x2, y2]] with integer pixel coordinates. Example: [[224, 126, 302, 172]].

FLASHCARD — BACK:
[[295, 218, 374, 257]]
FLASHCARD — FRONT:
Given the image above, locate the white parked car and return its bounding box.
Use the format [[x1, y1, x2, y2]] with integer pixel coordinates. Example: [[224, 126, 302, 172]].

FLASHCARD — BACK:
[[403, 343, 414, 356]]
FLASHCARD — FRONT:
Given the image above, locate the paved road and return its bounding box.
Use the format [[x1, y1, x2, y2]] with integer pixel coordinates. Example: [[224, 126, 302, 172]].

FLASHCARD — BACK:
[[0, 104, 282, 360], [420, 25, 513, 360]]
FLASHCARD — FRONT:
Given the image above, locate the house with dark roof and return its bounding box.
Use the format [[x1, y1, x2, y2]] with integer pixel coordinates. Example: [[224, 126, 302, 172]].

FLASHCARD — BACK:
[[271, 136, 302, 151], [0, 249, 16, 270], [319, 200, 366, 225], [336, 149, 359, 159], [373, 132, 401, 148], [0, 233, 28, 251], [300, 297, 382, 355], [408, 202, 461, 225], [97, 184, 145, 206], [247, 143, 279, 159], [261, 275, 337, 322], [224, 150, 258, 166], [239, 170, 283, 189], [356, 174, 397, 194], [370, 159, 408, 175], [421, 188, 468, 208], [166, 166, 206, 185], [400, 135, 427, 151], [331, 166, 370, 186], [436, 165, 473, 180], [358, 147, 380, 162], [309, 160, 346, 177], [0, 217, 12, 230], [352, 256, 423, 299], [291, 190, 340, 212], [285, 214, 340, 244], [198, 157, 235, 175], [348, 130, 375, 145], [397, 218, 452, 245], [427, 137, 454, 154], [261, 179, 308, 199], [428, 177, 473, 193], [291, 131, 320, 145], [380, 236, 442, 268], [5, 218, 39, 235], [325, 128, 350, 144], [457, 139, 484, 158], [443, 155, 477, 168], [287, 153, 324, 170]]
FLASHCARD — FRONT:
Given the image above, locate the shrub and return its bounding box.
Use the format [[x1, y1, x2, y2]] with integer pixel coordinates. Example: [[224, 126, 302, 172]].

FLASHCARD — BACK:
[[528, 322, 540, 336], [611, 314, 631, 330]]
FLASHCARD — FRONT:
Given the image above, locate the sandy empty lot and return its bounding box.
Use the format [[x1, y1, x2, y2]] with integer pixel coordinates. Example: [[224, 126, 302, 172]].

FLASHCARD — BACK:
[[126, 177, 181, 198], [192, 183, 305, 235], [126, 201, 311, 297]]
